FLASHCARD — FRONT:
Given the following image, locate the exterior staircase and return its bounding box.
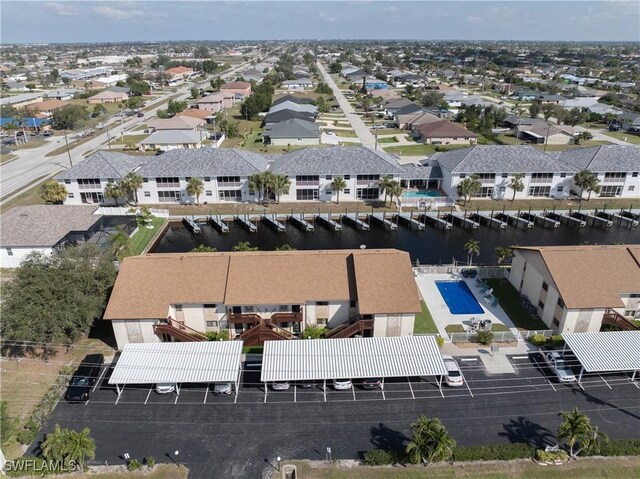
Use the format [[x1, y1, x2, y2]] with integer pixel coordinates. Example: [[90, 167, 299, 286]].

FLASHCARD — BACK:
[[325, 318, 374, 339], [153, 318, 208, 342], [240, 318, 295, 346], [602, 309, 640, 331]]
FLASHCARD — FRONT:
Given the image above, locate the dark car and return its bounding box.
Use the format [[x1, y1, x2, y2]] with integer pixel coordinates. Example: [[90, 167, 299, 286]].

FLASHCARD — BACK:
[[362, 378, 382, 389], [65, 354, 104, 402], [43, 130, 54, 137], [137, 112, 144, 118]]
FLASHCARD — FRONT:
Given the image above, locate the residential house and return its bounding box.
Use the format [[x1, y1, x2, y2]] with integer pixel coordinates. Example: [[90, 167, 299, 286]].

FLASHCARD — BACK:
[[34, 99, 68, 117], [509, 245, 640, 333], [282, 78, 314, 90], [103, 249, 422, 349], [272, 94, 316, 106], [87, 89, 129, 104], [271, 146, 403, 202], [147, 116, 205, 131], [221, 81, 252, 100], [139, 130, 204, 151], [516, 123, 576, 145], [165, 66, 195, 84], [45, 88, 80, 101], [0, 92, 43, 109], [262, 109, 316, 130], [264, 118, 321, 146], [502, 114, 544, 129], [414, 120, 478, 145], [177, 109, 214, 122], [196, 91, 234, 112], [269, 101, 318, 117]]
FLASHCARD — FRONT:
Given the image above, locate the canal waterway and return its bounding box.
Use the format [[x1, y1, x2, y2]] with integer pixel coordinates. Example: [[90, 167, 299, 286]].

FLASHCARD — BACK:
[[150, 218, 640, 264]]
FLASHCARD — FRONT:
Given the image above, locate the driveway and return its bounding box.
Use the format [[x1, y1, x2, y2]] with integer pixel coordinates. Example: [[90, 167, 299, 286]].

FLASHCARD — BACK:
[[316, 61, 377, 149], [574, 125, 633, 145]]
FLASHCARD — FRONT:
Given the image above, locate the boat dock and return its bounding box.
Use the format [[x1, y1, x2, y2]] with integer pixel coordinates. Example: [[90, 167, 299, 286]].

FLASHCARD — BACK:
[[289, 214, 314, 232], [422, 212, 453, 230], [587, 212, 613, 228], [395, 212, 425, 230], [472, 212, 507, 229], [449, 212, 479, 229], [315, 213, 342, 232], [207, 215, 229, 233], [182, 217, 201, 235], [612, 210, 639, 228], [367, 212, 397, 231], [342, 213, 369, 231], [262, 214, 286, 232], [235, 215, 258, 233], [566, 211, 587, 228]]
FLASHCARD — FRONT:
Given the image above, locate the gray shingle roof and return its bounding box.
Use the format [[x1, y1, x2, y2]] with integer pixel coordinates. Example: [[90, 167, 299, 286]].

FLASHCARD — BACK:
[[400, 164, 443, 180], [268, 118, 321, 139], [273, 94, 316, 106], [271, 147, 404, 176], [269, 102, 317, 115], [139, 130, 202, 145], [431, 145, 576, 174], [56, 151, 146, 180], [137, 148, 269, 177], [556, 145, 640, 172], [1, 205, 101, 247]]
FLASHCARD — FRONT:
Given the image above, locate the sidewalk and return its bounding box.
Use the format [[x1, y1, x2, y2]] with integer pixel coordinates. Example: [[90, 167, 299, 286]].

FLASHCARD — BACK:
[[441, 341, 538, 374]]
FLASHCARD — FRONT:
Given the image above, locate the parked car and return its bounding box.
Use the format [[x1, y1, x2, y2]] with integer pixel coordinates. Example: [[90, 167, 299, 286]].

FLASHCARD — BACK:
[[137, 112, 144, 118], [543, 351, 576, 383], [297, 380, 315, 389], [43, 130, 54, 137], [362, 378, 382, 389], [442, 354, 464, 387], [332, 379, 352, 390], [272, 381, 290, 391], [213, 382, 232, 395], [65, 354, 104, 402], [155, 383, 176, 394], [16, 131, 25, 137]]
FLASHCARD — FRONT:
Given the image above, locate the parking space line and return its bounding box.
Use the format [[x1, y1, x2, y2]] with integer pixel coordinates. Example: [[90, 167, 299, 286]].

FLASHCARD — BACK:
[[203, 384, 209, 404], [234, 392, 238, 403], [174, 393, 179, 405], [628, 373, 640, 389], [352, 385, 356, 401], [600, 375, 612, 390], [294, 385, 297, 403], [381, 386, 386, 400], [144, 388, 152, 405], [462, 373, 473, 398], [115, 385, 124, 405], [407, 377, 415, 400], [531, 355, 557, 392], [92, 366, 107, 393]]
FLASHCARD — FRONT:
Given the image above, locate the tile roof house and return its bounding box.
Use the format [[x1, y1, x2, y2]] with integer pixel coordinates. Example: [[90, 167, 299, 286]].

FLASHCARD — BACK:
[[196, 91, 235, 112], [34, 99, 68, 116], [177, 109, 214, 121], [104, 249, 422, 349], [415, 120, 478, 145], [516, 123, 576, 145], [87, 90, 129, 104], [221, 81, 252, 99], [509, 245, 640, 333]]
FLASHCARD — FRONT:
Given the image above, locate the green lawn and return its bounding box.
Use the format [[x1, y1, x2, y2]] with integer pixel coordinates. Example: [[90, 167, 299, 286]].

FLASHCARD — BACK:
[[378, 136, 399, 144], [494, 134, 520, 145], [485, 279, 548, 331], [127, 217, 167, 256], [413, 301, 438, 334], [111, 133, 149, 145], [602, 130, 640, 144], [382, 144, 437, 155], [445, 323, 509, 333]]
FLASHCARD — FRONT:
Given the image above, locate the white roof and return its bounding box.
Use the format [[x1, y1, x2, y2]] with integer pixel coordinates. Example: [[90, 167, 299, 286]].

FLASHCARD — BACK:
[[562, 331, 640, 373], [109, 341, 243, 385], [261, 336, 447, 382]]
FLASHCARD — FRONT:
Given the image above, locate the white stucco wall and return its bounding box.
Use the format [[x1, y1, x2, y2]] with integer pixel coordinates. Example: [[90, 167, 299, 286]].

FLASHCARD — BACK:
[[0, 246, 52, 268], [111, 319, 159, 350]]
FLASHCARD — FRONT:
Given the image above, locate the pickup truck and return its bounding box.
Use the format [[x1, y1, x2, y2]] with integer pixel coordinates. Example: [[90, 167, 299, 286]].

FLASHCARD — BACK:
[[543, 351, 576, 383]]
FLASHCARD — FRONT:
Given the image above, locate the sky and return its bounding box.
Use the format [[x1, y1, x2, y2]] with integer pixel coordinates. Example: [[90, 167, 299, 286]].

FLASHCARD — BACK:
[[1, 1, 639, 44]]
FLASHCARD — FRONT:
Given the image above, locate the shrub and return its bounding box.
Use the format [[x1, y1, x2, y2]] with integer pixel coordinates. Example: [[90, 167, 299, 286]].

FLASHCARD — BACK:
[[530, 334, 546, 346], [364, 449, 394, 465], [453, 443, 535, 461], [551, 334, 565, 346], [477, 331, 494, 345], [592, 438, 640, 457], [127, 459, 142, 471], [302, 326, 328, 339], [436, 335, 445, 349], [206, 330, 229, 341], [535, 449, 568, 462], [144, 456, 156, 468]]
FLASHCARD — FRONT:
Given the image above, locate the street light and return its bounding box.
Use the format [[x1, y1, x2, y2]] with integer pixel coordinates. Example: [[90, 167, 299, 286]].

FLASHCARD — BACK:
[[174, 450, 180, 468], [276, 456, 281, 471]]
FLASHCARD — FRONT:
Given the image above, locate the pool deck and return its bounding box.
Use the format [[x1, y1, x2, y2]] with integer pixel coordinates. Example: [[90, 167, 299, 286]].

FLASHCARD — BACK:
[[414, 272, 518, 340]]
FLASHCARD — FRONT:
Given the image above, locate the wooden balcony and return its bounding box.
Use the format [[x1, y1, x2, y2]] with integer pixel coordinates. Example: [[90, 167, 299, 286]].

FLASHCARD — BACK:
[[602, 309, 639, 331], [228, 313, 262, 324], [153, 318, 207, 342], [271, 312, 302, 323]]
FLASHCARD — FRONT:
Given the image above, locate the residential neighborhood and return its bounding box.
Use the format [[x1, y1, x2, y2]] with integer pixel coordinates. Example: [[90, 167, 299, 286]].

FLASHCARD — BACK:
[[1, 3, 639, 479]]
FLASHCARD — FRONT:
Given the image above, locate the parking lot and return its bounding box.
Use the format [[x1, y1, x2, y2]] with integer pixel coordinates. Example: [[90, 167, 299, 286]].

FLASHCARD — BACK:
[[82, 352, 638, 407]]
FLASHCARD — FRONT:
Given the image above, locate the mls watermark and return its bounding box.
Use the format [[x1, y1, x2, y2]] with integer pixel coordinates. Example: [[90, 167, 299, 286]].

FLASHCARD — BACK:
[[4, 459, 80, 473]]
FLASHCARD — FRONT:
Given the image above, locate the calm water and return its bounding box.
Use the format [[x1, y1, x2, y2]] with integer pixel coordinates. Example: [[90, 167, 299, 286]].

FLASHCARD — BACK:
[[150, 217, 640, 264]]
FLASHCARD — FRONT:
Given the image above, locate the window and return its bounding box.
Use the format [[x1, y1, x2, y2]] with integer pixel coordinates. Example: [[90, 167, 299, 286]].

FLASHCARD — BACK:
[[350, 300, 356, 308], [475, 173, 496, 181], [158, 191, 181, 202], [556, 186, 564, 193], [542, 282, 548, 292], [156, 177, 180, 188], [560, 173, 567, 178], [624, 310, 636, 317], [459, 174, 466, 179], [356, 188, 379, 200], [326, 189, 332, 195], [344, 188, 351, 194], [175, 304, 182, 311], [629, 186, 635, 192], [557, 298, 565, 309], [295, 175, 319, 186], [529, 186, 551, 197], [356, 174, 380, 184], [204, 177, 211, 182], [279, 305, 288, 311], [316, 301, 329, 306], [245, 306, 254, 312], [80, 192, 102, 204], [296, 189, 318, 201], [632, 172, 638, 177], [185, 177, 191, 182], [68, 193, 74, 198], [217, 176, 241, 186], [317, 318, 328, 326], [600, 185, 622, 197], [6, 248, 13, 256], [501, 173, 508, 178], [143, 178, 148, 183], [604, 172, 626, 182], [206, 321, 218, 328], [538, 300, 545, 309], [344, 175, 350, 180], [553, 318, 560, 327], [530, 173, 553, 183], [204, 304, 216, 309], [64, 179, 71, 184], [77, 179, 101, 189], [205, 190, 212, 196], [326, 175, 332, 180], [219, 190, 242, 201]]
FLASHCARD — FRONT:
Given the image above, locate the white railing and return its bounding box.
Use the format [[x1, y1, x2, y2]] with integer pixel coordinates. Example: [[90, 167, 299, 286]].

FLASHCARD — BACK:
[[399, 196, 454, 209], [94, 206, 170, 218], [413, 265, 457, 275], [449, 329, 554, 343]]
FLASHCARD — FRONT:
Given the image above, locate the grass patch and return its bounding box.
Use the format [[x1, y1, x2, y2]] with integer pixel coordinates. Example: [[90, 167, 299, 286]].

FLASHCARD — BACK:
[[445, 324, 465, 333], [0, 175, 48, 211], [413, 301, 438, 334], [382, 144, 437, 155], [69, 98, 122, 116], [1, 153, 17, 164], [374, 128, 404, 135], [494, 134, 520, 145], [378, 136, 399, 144], [126, 217, 167, 256], [333, 130, 357, 137], [9, 139, 48, 150], [601, 130, 640, 144], [44, 130, 106, 157], [533, 140, 611, 152], [243, 345, 264, 354], [485, 279, 548, 331], [110, 134, 150, 145]]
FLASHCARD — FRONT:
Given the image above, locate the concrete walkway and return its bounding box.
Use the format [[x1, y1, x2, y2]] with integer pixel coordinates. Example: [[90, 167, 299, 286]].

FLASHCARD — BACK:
[[442, 341, 538, 375], [316, 61, 377, 149], [574, 125, 633, 145]]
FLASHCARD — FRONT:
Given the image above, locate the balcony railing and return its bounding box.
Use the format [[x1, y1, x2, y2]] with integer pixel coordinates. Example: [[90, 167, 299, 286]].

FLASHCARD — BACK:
[[228, 313, 261, 324], [157, 183, 180, 188], [529, 178, 553, 185], [78, 183, 102, 190], [296, 180, 319, 186], [218, 181, 243, 187], [602, 177, 626, 184], [271, 312, 303, 323]]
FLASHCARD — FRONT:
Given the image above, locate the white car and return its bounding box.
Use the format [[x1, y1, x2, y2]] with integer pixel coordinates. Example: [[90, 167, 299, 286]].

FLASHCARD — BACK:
[[271, 381, 290, 391], [442, 355, 464, 387], [213, 382, 232, 395], [543, 352, 577, 383], [332, 379, 352, 390], [155, 383, 175, 394]]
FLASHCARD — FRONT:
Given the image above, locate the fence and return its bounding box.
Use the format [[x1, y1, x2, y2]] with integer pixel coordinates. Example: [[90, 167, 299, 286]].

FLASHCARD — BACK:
[[449, 329, 554, 343], [412, 265, 510, 278], [94, 206, 170, 218]]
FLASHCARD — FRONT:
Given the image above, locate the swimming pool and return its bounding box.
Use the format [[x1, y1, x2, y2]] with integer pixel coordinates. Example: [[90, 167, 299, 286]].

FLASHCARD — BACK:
[[435, 280, 484, 315], [403, 190, 441, 198]]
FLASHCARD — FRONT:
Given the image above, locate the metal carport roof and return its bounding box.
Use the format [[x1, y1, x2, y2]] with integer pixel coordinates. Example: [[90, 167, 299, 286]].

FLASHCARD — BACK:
[[261, 336, 447, 382], [109, 341, 243, 386], [562, 331, 640, 373]]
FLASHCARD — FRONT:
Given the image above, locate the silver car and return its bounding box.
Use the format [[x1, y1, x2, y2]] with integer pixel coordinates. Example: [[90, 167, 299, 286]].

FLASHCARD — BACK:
[[271, 381, 290, 391], [213, 382, 232, 395], [332, 379, 352, 390], [442, 354, 464, 387], [544, 352, 576, 383], [155, 383, 175, 394]]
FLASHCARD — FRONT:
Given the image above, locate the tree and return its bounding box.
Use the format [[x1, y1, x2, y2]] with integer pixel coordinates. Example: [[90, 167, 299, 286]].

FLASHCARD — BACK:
[[529, 101, 541, 119], [39, 179, 67, 204], [464, 239, 480, 266], [302, 325, 327, 339], [378, 177, 395, 206], [566, 108, 586, 127], [166, 99, 188, 116], [541, 103, 556, 121], [315, 82, 332, 95], [557, 407, 608, 459], [554, 105, 569, 125], [210, 76, 225, 90], [329, 62, 342, 74], [248, 173, 264, 204], [193, 45, 209, 58], [42, 425, 96, 468], [190, 86, 201, 99], [422, 91, 447, 109], [202, 60, 219, 74], [316, 96, 330, 114], [273, 174, 291, 204], [52, 104, 90, 130], [104, 182, 125, 206], [576, 131, 593, 145], [494, 246, 514, 264], [232, 241, 258, 252], [507, 172, 525, 201], [186, 177, 205, 205], [92, 104, 107, 116], [126, 96, 145, 112], [121, 172, 143, 205], [573, 169, 600, 202], [191, 245, 217, 252], [0, 245, 117, 345], [331, 176, 347, 204], [388, 181, 403, 208], [406, 416, 456, 464], [456, 174, 481, 205], [127, 79, 150, 96]]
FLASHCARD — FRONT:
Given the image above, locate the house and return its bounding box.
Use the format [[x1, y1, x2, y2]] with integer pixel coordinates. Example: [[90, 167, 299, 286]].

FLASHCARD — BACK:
[[271, 146, 403, 202], [556, 145, 640, 198], [383, 97, 417, 118], [177, 109, 214, 121], [87, 90, 129, 104], [135, 148, 268, 204], [272, 94, 316, 106], [269, 101, 318, 116], [512, 89, 540, 101], [60, 66, 111, 82], [502, 114, 544, 129], [400, 111, 440, 131], [414, 120, 478, 145], [34, 99, 68, 116], [94, 74, 129, 88], [429, 145, 576, 200], [0, 92, 43, 109], [45, 88, 80, 101], [103, 249, 422, 349], [165, 66, 195, 83], [263, 118, 321, 146], [282, 78, 314, 90], [147, 116, 205, 131], [0, 205, 103, 268], [509, 245, 640, 333], [263, 109, 316, 130], [196, 91, 234, 112], [516, 123, 575, 145], [139, 130, 204, 151], [221, 81, 252, 100], [56, 151, 147, 205], [364, 77, 388, 90]]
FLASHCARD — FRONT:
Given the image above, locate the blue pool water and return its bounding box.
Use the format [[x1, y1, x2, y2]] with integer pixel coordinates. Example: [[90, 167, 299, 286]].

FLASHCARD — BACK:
[[435, 280, 484, 315], [403, 190, 441, 198]]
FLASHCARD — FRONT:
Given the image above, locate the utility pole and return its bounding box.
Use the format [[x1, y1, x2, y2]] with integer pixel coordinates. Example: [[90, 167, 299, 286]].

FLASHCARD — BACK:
[[64, 130, 73, 167], [544, 123, 551, 152]]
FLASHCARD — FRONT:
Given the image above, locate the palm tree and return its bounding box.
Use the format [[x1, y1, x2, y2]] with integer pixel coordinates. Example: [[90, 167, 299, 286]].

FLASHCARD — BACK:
[[388, 181, 403, 209], [261, 171, 277, 203], [186, 177, 205, 205], [248, 173, 263, 204], [331, 176, 347, 204], [507, 173, 525, 201], [573, 169, 600, 202], [456, 175, 481, 205], [378, 176, 395, 206], [104, 182, 124, 206], [42, 424, 68, 463], [121, 172, 143, 205], [232, 241, 259, 252], [406, 416, 456, 464], [64, 427, 96, 467], [465, 239, 480, 266], [273, 174, 291, 204], [557, 407, 608, 459], [494, 246, 514, 264]]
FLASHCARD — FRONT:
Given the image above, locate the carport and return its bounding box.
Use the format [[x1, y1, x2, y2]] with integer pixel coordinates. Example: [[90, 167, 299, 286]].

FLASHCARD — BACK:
[[562, 331, 640, 385], [109, 341, 244, 396], [261, 336, 447, 401]]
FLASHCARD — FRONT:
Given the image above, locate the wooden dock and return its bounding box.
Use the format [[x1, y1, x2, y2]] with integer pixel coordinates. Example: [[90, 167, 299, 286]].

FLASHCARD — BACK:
[[395, 212, 425, 230], [368, 212, 397, 231], [207, 215, 229, 233], [342, 213, 369, 231], [262, 214, 286, 232], [182, 217, 201, 235], [235, 215, 257, 233], [289, 214, 314, 232], [315, 213, 342, 231]]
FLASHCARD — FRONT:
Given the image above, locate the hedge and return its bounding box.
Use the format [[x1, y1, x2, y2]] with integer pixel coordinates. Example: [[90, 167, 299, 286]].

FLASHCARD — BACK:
[[452, 443, 536, 461], [590, 439, 640, 457]]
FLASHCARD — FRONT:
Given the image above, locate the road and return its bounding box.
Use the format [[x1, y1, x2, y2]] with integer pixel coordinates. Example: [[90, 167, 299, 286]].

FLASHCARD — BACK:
[[316, 61, 376, 149], [0, 60, 252, 205]]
